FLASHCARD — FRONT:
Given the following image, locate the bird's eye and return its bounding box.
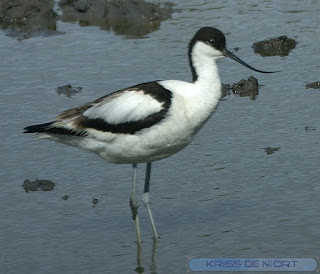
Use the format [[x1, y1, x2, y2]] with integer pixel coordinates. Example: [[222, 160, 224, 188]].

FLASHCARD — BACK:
[[209, 38, 215, 44]]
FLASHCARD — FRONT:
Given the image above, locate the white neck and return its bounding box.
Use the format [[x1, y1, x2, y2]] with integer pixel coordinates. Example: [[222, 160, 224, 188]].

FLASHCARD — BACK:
[[175, 42, 223, 133], [190, 42, 223, 96]]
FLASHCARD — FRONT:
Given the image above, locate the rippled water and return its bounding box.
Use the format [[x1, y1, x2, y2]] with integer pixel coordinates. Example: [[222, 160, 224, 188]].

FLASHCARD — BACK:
[[1, 0, 320, 273]]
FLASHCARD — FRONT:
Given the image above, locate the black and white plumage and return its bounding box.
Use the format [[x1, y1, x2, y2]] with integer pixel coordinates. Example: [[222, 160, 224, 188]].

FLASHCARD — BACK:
[[24, 27, 275, 242], [25, 82, 172, 140]]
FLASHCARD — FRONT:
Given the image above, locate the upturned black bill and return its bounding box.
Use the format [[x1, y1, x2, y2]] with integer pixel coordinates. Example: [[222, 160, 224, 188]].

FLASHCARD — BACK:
[[223, 49, 277, 73]]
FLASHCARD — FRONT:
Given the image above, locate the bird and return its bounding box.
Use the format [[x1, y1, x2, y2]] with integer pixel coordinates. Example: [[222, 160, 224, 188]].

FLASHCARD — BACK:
[[24, 27, 275, 243]]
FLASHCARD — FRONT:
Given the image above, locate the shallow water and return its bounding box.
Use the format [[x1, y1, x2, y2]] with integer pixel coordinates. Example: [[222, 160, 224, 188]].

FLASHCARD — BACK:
[[1, 0, 320, 273]]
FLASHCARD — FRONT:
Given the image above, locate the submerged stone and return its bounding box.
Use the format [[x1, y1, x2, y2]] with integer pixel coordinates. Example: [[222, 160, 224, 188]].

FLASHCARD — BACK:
[[92, 198, 98, 207], [262, 147, 281, 155], [57, 84, 82, 98], [305, 81, 320, 89], [232, 76, 259, 100], [62, 195, 70, 200], [22, 179, 55, 193]]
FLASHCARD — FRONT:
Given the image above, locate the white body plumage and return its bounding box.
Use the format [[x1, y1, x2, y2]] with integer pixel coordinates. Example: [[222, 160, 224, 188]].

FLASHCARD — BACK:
[[24, 27, 274, 241], [36, 41, 223, 164]]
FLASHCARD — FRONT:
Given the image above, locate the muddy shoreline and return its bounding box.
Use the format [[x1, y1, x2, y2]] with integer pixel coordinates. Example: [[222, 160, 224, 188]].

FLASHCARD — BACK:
[[0, 0, 174, 39]]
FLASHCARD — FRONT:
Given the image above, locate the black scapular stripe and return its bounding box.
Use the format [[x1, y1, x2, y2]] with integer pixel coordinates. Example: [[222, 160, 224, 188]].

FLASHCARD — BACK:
[[79, 82, 172, 134], [23, 81, 172, 136], [80, 109, 168, 134]]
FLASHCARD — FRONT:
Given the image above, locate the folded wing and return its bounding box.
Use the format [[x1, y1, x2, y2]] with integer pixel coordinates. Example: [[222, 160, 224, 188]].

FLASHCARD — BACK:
[[24, 82, 172, 136]]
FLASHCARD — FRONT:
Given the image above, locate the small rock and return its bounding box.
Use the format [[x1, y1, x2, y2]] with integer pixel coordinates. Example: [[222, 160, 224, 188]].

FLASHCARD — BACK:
[[61, 195, 69, 200], [22, 179, 55, 193], [221, 83, 231, 98], [222, 83, 231, 91], [56, 84, 82, 98], [262, 147, 281, 155], [253, 36, 297, 57], [22, 179, 40, 192], [305, 126, 316, 132], [92, 198, 98, 207], [305, 81, 320, 89], [232, 76, 259, 100]]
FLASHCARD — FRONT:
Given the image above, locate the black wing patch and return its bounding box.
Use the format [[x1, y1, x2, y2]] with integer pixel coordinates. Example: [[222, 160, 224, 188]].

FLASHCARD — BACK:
[[23, 81, 172, 136], [23, 122, 84, 136], [77, 82, 172, 134]]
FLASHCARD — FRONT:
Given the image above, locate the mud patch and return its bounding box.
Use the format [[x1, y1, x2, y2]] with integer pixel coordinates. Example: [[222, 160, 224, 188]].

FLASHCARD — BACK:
[[61, 194, 69, 200], [262, 147, 281, 155], [305, 81, 320, 89], [222, 77, 261, 100], [221, 83, 231, 98], [58, 0, 174, 38], [232, 76, 259, 100], [0, 0, 58, 39], [57, 84, 82, 98], [305, 126, 316, 132], [253, 36, 297, 57], [22, 179, 55, 193]]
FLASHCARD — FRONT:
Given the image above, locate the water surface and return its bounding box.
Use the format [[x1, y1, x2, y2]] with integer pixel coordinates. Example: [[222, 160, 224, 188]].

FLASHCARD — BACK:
[[1, 0, 320, 273]]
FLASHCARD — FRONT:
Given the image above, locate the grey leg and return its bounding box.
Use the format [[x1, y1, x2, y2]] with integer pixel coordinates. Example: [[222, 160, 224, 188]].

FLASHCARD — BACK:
[[142, 162, 159, 240], [129, 164, 142, 250], [150, 235, 158, 273]]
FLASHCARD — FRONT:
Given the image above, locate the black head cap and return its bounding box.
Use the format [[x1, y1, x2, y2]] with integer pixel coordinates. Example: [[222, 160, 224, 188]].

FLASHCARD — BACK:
[[188, 27, 278, 82], [188, 27, 227, 82], [189, 27, 226, 53]]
